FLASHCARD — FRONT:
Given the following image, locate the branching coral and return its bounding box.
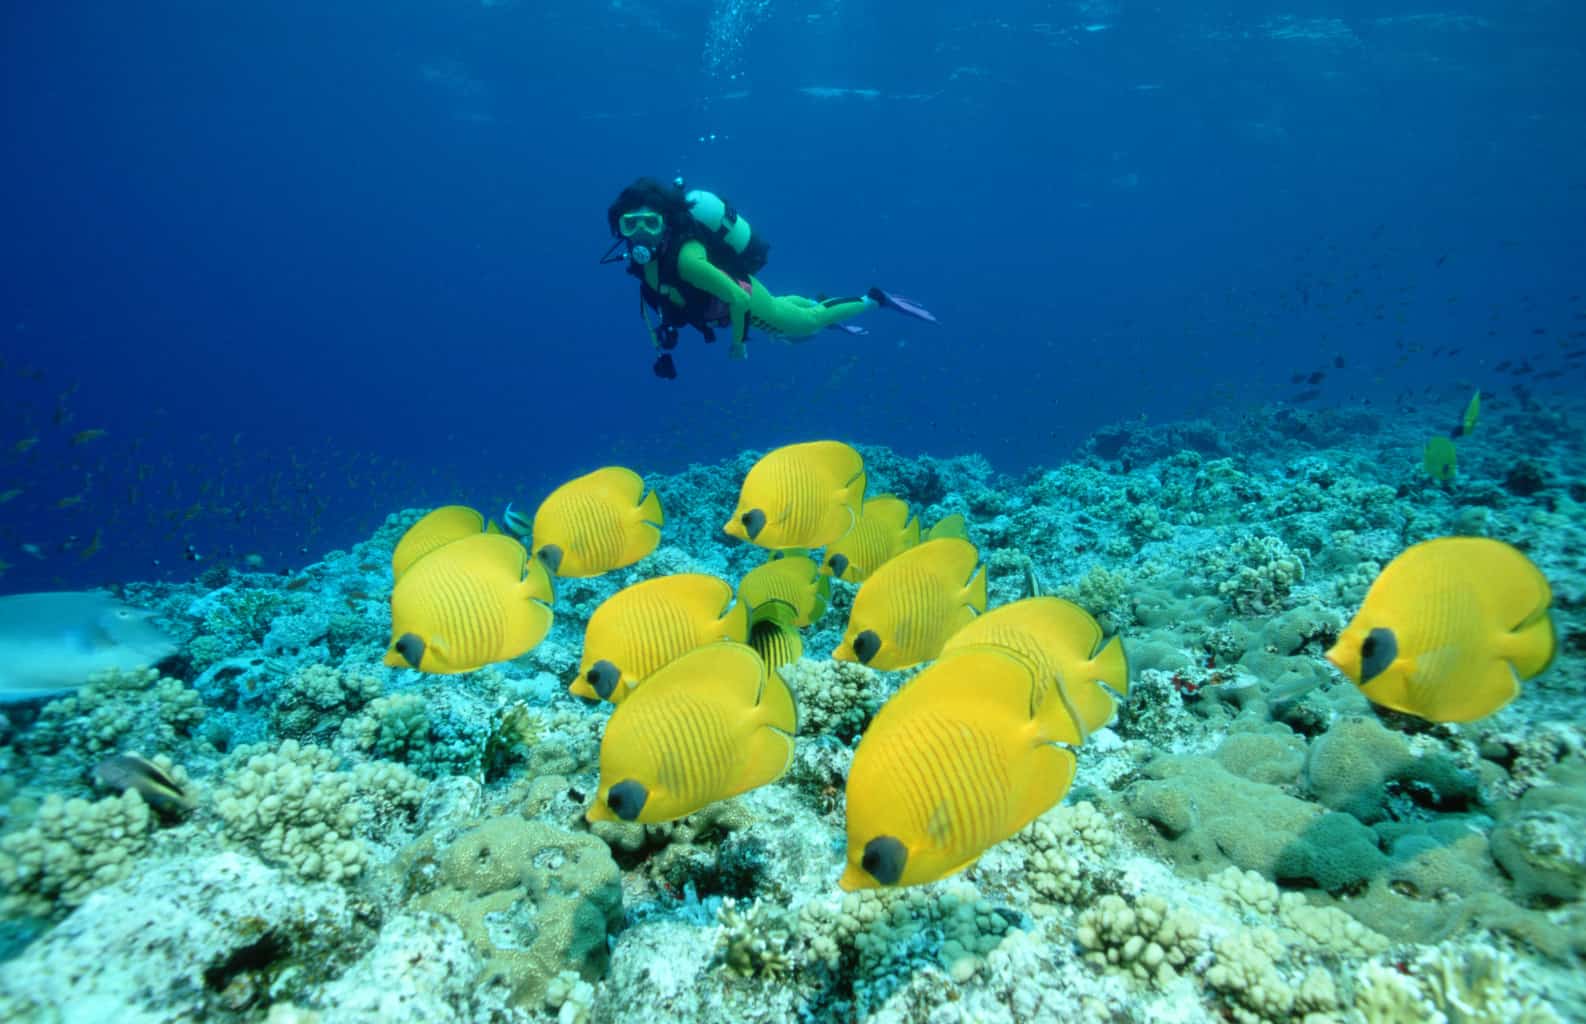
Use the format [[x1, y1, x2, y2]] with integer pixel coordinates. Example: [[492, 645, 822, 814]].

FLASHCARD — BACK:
[[26, 667, 205, 757], [1075, 892, 1204, 989], [0, 791, 154, 917], [213, 740, 424, 882], [271, 664, 381, 739], [714, 897, 795, 980], [1207, 536, 1305, 615], [1016, 800, 1118, 905], [1353, 942, 1565, 1024]]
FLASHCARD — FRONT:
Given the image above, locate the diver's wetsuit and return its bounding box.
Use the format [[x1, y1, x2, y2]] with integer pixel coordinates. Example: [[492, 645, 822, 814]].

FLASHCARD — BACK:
[[636, 239, 872, 355]]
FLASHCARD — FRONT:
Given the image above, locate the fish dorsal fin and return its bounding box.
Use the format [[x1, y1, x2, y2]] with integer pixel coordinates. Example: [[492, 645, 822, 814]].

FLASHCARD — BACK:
[[864, 495, 912, 531], [926, 513, 968, 542], [392, 505, 487, 579]]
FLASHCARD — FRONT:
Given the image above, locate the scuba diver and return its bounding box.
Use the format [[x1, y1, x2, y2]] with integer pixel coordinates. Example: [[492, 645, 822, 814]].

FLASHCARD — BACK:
[[601, 177, 937, 379]]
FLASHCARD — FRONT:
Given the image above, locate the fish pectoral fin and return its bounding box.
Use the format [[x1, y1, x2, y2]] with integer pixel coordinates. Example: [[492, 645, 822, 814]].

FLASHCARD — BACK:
[[926, 801, 954, 846], [1415, 653, 1521, 723]]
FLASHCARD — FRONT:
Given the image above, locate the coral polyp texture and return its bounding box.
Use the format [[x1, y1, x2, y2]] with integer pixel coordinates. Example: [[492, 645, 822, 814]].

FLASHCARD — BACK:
[[1, 404, 1583, 1022]]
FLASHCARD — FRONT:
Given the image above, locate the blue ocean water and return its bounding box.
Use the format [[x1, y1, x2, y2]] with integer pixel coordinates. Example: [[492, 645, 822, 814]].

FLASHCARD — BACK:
[[2, 1, 1582, 591]]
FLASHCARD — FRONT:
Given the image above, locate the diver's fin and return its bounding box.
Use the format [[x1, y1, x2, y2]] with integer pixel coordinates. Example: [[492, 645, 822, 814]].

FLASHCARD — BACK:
[[866, 286, 939, 324]]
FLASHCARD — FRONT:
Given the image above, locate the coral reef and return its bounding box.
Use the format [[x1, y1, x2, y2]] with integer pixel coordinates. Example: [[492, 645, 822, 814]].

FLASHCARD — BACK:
[[407, 815, 623, 1006], [2, 405, 1583, 1023]]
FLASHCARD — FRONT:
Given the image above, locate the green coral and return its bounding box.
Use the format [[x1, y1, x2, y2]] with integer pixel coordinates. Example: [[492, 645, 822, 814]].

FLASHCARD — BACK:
[[1303, 716, 1478, 824], [1489, 759, 1586, 902], [589, 801, 760, 898]]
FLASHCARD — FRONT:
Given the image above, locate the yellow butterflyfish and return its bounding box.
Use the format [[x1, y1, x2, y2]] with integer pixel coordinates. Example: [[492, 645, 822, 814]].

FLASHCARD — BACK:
[[724, 440, 865, 549], [1326, 537, 1554, 722], [586, 642, 796, 824], [840, 645, 1077, 890], [572, 574, 747, 703], [530, 466, 663, 578], [385, 533, 553, 674], [834, 538, 986, 670]]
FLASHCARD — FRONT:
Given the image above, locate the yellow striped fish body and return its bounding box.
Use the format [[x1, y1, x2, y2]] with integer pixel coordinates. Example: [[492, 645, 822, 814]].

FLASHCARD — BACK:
[[385, 533, 554, 674], [748, 600, 804, 671], [739, 555, 829, 626], [531, 466, 663, 578], [834, 538, 987, 671], [572, 574, 748, 703], [1325, 537, 1554, 723], [392, 505, 498, 579], [724, 441, 866, 550], [840, 645, 1077, 890], [822, 496, 919, 582], [586, 642, 797, 824], [943, 597, 1130, 741]]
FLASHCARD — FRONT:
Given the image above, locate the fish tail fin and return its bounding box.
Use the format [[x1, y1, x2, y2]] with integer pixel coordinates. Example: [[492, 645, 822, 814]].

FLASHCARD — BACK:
[[811, 572, 831, 621], [1503, 609, 1556, 680], [1011, 744, 1077, 834], [1090, 634, 1131, 697], [638, 487, 664, 527], [748, 597, 797, 630], [926, 513, 967, 541], [749, 616, 803, 670], [1033, 673, 1092, 746], [843, 470, 867, 522], [719, 594, 751, 642], [737, 666, 797, 791], [520, 554, 557, 604], [965, 562, 988, 614], [757, 663, 798, 736]]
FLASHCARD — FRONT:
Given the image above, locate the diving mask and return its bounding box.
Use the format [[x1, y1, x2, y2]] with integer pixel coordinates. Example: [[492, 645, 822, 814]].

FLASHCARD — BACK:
[[618, 209, 665, 265], [619, 210, 664, 237]]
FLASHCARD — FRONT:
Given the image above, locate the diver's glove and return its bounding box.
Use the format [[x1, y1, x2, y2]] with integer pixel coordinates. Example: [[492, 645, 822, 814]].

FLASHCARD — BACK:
[[653, 353, 678, 380], [729, 340, 747, 360]]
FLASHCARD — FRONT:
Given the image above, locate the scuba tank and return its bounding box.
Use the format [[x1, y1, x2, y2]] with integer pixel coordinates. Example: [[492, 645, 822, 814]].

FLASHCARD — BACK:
[[682, 184, 753, 257]]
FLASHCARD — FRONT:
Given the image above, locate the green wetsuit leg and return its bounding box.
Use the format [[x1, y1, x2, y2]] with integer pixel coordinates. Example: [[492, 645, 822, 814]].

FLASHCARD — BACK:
[[744, 278, 872, 341]]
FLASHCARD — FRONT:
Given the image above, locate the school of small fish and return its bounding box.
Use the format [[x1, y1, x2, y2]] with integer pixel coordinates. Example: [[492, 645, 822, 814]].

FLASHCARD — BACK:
[[385, 440, 1559, 890]]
